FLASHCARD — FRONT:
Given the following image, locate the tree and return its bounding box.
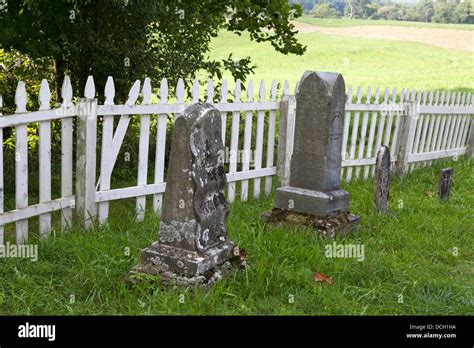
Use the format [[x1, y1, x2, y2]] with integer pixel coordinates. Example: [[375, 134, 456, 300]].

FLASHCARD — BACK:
[[432, 0, 457, 23], [311, 3, 340, 18], [344, 0, 369, 19], [0, 0, 306, 102], [455, 0, 474, 23]]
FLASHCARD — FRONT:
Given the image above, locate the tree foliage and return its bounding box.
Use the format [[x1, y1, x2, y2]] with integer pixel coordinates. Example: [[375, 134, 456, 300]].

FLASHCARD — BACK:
[[0, 0, 305, 102]]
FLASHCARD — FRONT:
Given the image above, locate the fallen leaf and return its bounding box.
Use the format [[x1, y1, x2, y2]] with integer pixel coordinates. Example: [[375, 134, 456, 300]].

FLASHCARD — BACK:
[[426, 190, 434, 198], [314, 271, 333, 285]]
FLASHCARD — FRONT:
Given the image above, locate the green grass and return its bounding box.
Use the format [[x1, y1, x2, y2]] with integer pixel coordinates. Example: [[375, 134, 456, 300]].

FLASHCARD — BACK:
[[296, 17, 474, 31], [207, 31, 474, 95], [1, 158, 473, 315]]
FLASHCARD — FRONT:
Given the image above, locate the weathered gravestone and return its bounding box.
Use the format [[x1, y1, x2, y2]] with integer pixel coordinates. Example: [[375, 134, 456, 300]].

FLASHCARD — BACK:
[[374, 146, 391, 214], [128, 103, 238, 288], [263, 71, 359, 237], [438, 168, 453, 202]]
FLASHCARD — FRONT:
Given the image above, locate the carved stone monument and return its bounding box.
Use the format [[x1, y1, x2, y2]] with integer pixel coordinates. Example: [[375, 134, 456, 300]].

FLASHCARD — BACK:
[[438, 168, 453, 202], [128, 103, 237, 288], [374, 146, 391, 214], [263, 71, 359, 237]]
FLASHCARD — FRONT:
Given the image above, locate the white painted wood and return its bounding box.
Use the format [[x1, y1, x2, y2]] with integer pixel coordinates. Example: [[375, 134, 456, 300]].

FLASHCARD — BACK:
[[428, 90, 441, 166], [341, 85, 352, 179], [38, 79, 52, 238], [416, 90, 429, 169], [192, 79, 200, 103], [408, 147, 466, 162], [241, 80, 253, 201], [228, 80, 241, 202], [136, 77, 152, 221], [346, 86, 363, 182], [282, 80, 289, 96], [14, 81, 29, 244], [76, 97, 98, 229], [254, 80, 265, 198], [355, 86, 371, 178], [440, 91, 453, 152], [176, 78, 185, 103], [220, 80, 228, 146], [455, 93, 467, 149], [383, 87, 397, 153], [435, 91, 447, 152], [98, 76, 115, 224], [265, 80, 277, 194], [365, 87, 379, 178], [372, 87, 389, 177], [459, 93, 472, 147], [84, 76, 95, 98], [0, 95, 3, 245], [409, 90, 423, 171], [103, 80, 141, 194], [422, 90, 435, 167], [61, 76, 74, 230], [449, 92, 462, 151], [227, 167, 276, 183], [153, 78, 168, 213], [0, 196, 75, 225], [97, 184, 166, 203], [390, 88, 403, 161], [206, 79, 214, 103], [276, 94, 296, 187]]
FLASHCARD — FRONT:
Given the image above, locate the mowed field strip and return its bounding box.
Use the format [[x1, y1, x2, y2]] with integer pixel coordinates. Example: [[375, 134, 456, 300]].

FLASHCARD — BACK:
[[293, 20, 474, 52]]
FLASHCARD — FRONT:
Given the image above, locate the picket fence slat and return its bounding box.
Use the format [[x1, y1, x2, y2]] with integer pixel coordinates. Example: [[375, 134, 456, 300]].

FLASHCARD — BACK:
[[228, 80, 241, 203], [98, 76, 115, 224], [265, 81, 278, 195], [355, 86, 371, 178], [136, 78, 152, 221], [153, 78, 168, 213], [341, 85, 352, 181], [39, 79, 52, 238], [346, 86, 363, 182], [253, 80, 266, 198], [241, 80, 254, 201]]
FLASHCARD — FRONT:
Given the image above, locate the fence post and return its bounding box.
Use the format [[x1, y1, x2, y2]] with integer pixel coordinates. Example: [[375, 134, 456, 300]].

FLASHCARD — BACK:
[[76, 98, 98, 228], [276, 95, 296, 187], [465, 118, 474, 158], [395, 100, 417, 174]]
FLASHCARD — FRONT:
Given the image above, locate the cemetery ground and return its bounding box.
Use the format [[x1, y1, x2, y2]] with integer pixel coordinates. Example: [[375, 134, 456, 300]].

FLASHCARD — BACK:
[[0, 158, 472, 315]]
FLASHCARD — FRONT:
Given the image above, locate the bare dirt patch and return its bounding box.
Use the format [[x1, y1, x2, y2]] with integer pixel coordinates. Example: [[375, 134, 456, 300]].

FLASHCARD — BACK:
[[293, 21, 474, 52]]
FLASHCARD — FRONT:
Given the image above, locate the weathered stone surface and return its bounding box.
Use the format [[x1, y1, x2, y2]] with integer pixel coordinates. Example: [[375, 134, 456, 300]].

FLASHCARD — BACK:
[[275, 186, 349, 216], [128, 103, 237, 287], [269, 71, 358, 237], [374, 146, 391, 214], [289, 71, 345, 192], [438, 168, 453, 201]]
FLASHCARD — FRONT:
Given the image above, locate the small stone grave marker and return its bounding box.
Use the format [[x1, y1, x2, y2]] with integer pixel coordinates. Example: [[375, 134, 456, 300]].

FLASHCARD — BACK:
[[438, 168, 453, 202], [374, 146, 391, 214]]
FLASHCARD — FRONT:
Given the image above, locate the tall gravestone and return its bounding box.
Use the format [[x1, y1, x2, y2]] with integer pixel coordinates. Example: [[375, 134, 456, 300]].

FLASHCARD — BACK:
[[265, 71, 359, 237], [374, 146, 391, 214], [128, 103, 236, 288]]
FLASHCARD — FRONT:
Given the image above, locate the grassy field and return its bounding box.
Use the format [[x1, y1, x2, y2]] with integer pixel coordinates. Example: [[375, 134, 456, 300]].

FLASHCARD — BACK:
[[296, 17, 474, 31], [1, 158, 473, 315], [207, 30, 473, 95]]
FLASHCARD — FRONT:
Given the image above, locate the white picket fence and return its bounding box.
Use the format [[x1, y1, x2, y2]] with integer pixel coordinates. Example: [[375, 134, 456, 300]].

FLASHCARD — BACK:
[[0, 76, 473, 245]]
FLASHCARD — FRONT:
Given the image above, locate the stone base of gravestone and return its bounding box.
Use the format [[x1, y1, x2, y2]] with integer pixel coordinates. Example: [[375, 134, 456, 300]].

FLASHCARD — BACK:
[[127, 246, 245, 289], [261, 208, 359, 238]]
